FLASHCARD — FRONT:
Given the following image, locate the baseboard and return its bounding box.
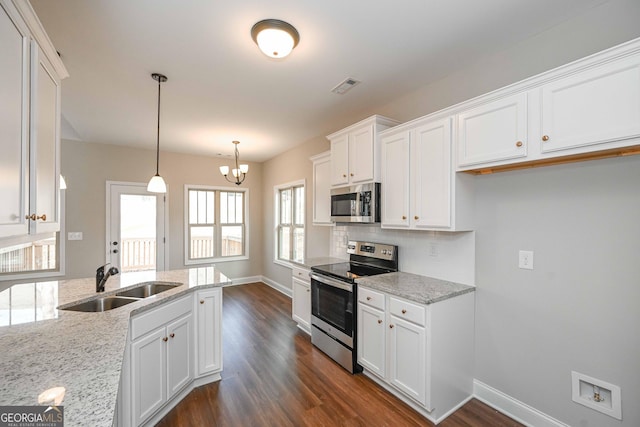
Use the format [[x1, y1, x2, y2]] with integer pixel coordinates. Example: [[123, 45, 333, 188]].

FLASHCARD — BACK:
[[473, 380, 569, 427], [227, 275, 263, 286], [260, 276, 292, 297]]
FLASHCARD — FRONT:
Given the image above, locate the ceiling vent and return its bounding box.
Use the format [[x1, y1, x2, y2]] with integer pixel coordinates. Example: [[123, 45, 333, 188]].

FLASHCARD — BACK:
[[331, 77, 361, 95]]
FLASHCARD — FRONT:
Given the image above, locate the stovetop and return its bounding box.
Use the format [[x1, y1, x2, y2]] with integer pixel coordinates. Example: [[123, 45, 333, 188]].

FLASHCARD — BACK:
[[311, 262, 394, 283]]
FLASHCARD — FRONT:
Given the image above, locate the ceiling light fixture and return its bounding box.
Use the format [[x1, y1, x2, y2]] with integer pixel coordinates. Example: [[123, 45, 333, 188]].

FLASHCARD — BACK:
[[251, 19, 300, 59], [219, 141, 249, 186], [147, 73, 168, 193]]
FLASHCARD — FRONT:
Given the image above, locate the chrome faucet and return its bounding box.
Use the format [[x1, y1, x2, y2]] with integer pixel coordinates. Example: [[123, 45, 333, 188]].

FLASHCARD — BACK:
[[96, 264, 119, 292]]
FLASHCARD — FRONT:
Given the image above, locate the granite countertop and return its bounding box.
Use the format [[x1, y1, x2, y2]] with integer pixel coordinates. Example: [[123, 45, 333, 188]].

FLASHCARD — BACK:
[[0, 266, 230, 427], [356, 272, 475, 305], [291, 257, 345, 269]]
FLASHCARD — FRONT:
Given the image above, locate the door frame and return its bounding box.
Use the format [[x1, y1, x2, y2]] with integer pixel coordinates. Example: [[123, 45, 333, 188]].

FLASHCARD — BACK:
[[105, 181, 169, 271]]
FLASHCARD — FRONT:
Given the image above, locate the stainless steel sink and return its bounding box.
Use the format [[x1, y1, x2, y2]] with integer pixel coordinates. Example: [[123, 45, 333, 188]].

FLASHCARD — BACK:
[[61, 296, 139, 312], [115, 282, 180, 299]]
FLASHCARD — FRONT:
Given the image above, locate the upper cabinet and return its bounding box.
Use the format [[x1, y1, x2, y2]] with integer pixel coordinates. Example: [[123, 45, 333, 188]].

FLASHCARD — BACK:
[[381, 117, 473, 231], [328, 115, 399, 187], [310, 151, 332, 225], [0, 0, 68, 240], [456, 38, 640, 173]]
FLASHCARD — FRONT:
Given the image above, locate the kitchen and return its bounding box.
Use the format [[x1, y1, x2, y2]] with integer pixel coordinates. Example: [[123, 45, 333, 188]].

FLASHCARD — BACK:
[[1, 0, 639, 426]]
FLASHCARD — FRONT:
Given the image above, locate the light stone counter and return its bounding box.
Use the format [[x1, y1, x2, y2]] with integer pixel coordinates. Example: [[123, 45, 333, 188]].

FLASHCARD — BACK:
[[356, 272, 475, 305], [291, 257, 345, 270], [0, 266, 230, 427]]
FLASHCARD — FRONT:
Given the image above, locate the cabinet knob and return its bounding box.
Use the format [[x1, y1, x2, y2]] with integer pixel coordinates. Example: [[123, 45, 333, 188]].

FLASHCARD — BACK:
[[342, 174, 347, 178], [26, 214, 36, 221], [162, 337, 168, 342], [366, 296, 372, 301], [350, 173, 354, 177], [542, 135, 550, 142], [516, 141, 523, 147], [170, 333, 175, 338], [389, 324, 394, 329], [200, 300, 205, 304], [377, 319, 382, 324], [402, 216, 407, 220], [414, 216, 419, 220], [306, 288, 310, 292], [402, 309, 407, 314]]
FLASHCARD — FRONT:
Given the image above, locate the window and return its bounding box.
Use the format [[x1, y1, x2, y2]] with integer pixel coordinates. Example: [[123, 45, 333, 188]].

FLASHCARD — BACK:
[[185, 186, 247, 264], [275, 181, 304, 264]]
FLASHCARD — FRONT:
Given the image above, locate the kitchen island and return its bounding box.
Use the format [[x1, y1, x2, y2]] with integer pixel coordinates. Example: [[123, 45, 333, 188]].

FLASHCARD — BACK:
[[0, 266, 230, 427]]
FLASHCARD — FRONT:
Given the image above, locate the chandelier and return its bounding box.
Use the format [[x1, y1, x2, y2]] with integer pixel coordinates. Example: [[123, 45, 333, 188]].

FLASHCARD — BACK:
[[219, 141, 249, 185]]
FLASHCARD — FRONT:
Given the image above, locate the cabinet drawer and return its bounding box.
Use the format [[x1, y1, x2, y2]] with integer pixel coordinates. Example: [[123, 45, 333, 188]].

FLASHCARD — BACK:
[[131, 295, 192, 341], [292, 266, 310, 282], [358, 287, 385, 310], [390, 297, 426, 327]]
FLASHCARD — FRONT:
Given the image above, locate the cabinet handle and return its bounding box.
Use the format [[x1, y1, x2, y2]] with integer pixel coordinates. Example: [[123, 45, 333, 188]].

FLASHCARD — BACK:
[[516, 141, 523, 147], [402, 216, 407, 220], [402, 309, 407, 314], [200, 300, 205, 304], [377, 319, 382, 324], [542, 135, 550, 141], [170, 333, 175, 338], [389, 325, 394, 329], [366, 296, 372, 301], [162, 337, 168, 342]]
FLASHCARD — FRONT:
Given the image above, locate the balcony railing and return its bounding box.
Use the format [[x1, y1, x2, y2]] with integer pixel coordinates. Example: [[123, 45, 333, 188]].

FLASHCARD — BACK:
[[121, 238, 156, 272]]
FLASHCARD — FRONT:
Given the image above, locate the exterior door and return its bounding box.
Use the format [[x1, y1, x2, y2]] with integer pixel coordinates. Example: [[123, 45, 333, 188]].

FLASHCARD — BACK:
[[106, 181, 166, 272]]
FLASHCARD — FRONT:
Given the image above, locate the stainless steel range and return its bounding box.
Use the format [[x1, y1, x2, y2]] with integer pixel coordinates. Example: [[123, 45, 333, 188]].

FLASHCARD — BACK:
[[310, 241, 398, 373]]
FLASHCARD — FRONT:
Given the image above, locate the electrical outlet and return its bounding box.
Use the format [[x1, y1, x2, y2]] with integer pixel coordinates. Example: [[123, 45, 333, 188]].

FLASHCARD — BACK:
[[518, 250, 533, 269], [68, 232, 83, 241]]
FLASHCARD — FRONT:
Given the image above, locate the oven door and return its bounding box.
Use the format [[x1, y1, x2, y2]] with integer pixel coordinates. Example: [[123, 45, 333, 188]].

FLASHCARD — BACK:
[[310, 273, 354, 347]]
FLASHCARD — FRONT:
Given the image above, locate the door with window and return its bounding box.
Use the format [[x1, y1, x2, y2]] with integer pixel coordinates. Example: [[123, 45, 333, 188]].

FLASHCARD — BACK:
[[107, 182, 166, 272]]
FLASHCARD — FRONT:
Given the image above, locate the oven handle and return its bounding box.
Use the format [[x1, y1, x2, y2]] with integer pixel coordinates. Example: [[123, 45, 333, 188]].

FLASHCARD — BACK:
[[310, 273, 353, 292]]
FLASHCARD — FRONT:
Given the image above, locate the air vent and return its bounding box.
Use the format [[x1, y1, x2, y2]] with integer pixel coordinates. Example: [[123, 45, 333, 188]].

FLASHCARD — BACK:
[[331, 77, 361, 95]]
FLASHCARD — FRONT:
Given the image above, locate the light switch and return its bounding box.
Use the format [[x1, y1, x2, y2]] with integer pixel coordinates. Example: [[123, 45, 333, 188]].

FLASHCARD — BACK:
[[518, 250, 533, 270], [68, 232, 83, 241]]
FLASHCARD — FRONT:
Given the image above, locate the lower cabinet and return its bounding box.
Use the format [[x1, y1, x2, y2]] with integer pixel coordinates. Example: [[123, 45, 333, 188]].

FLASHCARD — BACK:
[[291, 265, 311, 333], [120, 289, 223, 427], [357, 286, 475, 424]]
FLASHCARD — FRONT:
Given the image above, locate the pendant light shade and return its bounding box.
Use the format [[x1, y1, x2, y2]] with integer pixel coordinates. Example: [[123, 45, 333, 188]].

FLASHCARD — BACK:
[[147, 73, 167, 193], [251, 19, 299, 59]]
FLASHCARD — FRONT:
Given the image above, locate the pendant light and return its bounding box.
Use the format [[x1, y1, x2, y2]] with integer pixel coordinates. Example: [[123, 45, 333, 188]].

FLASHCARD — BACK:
[[147, 73, 168, 193], [219, 140, 249, 185], [251, 19, 300, 59]]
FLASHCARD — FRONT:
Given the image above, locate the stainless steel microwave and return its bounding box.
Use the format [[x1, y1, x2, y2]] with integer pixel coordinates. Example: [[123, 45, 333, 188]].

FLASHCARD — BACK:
[[330, 183, 380, 223]]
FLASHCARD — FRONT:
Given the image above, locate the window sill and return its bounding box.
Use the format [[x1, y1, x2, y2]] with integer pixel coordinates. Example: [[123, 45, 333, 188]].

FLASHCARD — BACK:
[[185, 255, 249, 266]]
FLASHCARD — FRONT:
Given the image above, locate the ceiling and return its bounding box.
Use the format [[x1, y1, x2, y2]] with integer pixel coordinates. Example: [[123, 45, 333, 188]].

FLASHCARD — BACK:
[[30, 0, 608, 162]]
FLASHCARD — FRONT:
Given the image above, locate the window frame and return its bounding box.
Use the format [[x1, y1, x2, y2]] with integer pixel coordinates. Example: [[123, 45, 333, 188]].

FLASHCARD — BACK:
[[183, 185, 249, 265], [274, 179, 305, 267]]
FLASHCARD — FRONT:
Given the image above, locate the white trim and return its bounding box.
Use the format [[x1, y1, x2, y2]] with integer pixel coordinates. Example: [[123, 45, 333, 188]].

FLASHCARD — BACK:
[[183, 184, 249, 266], [225, 275, 262, 286], [473, 379, 569, 427], [273, 179, 306, 265], [260, 276, 292, 297]]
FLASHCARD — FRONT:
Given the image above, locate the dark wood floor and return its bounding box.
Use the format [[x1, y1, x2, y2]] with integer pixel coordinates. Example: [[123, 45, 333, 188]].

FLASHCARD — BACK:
[[157, 283, 522, 426]]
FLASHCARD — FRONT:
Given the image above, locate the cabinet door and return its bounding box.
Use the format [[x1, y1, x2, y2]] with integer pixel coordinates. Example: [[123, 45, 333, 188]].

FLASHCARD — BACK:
[[167, 314, 193, 399], [0, 3, 29, 238], [357, 302, 386, 378], [388, 316, 426, 406], [411, 118, 452, 229], [30, 41, 60, 234], [349, 125, 375, 183], [292, 277, 311, 331], [197, 288, 222, 376], [381, 131, 410, 228], [457, 92, 528, 168], [541, 56, 640, 153], [330, 134, 349, 186], [131, 328, 167, 425], [312, 154, 332, 224]]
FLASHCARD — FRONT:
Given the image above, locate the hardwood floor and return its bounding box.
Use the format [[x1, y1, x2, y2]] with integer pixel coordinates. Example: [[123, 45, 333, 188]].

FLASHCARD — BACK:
[[157, 283, 522, 427]]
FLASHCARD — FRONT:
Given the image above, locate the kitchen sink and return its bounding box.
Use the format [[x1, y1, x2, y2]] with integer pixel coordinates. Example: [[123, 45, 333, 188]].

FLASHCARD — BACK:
[[115, 282, 180, 299], [60, 296, 139, 312]]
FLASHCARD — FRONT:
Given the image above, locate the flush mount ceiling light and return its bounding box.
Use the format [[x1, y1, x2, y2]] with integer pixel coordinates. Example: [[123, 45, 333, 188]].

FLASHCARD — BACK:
[[251, 19, 300, 59], [219, 140, 249, 185], [147, 73, 168, 193]]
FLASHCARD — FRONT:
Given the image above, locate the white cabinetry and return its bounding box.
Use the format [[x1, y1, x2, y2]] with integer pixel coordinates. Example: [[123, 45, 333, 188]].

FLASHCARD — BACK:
[[130, 296, 194, 426], [0, 0, 67, 239], [310, 151, 332, 225], [455, 39, 640, 173], [291, 265, 311, 333], [328, 115, 399, 186], [196, 287, 223, 376], [357, 286, 475, 424], [381, 117, 474, 231]]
